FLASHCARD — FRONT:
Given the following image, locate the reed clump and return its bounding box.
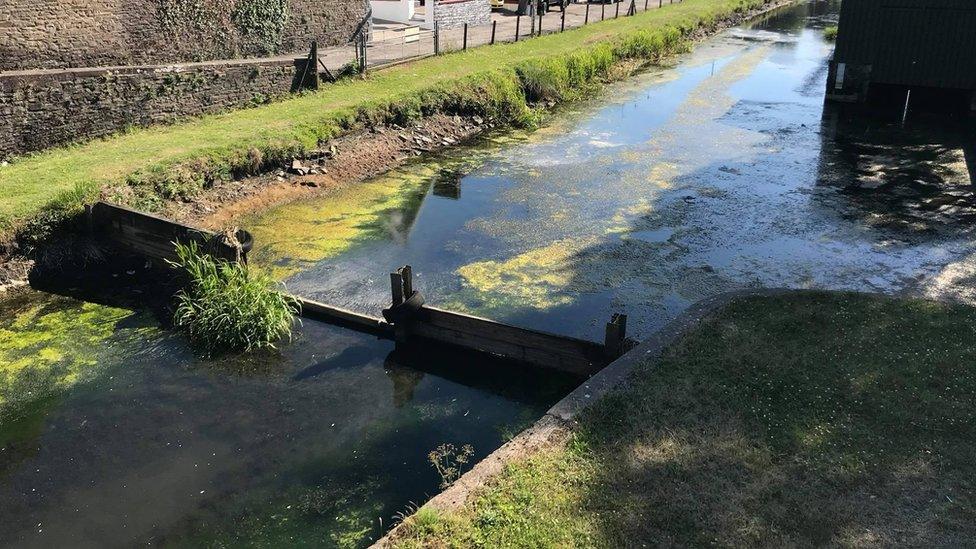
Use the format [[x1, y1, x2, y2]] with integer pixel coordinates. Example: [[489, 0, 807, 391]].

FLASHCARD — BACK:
[[169, 241, 299, 356]]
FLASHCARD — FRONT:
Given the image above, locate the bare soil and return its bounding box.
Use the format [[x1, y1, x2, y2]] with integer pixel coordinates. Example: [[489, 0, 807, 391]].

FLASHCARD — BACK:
[[163, 113, 494, 231]]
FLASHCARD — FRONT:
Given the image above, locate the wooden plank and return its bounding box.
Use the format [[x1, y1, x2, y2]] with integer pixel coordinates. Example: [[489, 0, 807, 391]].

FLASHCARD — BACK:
[[407, 306, 607, 375], [296, 297, 394, 337], [91, 201, 239, 262], [407, 321, 600, 376], [420, 306, 605, 359]]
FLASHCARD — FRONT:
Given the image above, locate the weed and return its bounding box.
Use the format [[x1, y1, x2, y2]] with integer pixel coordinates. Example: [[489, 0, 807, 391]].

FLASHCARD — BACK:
[[168, 241, 299, 357], [428, 443, 475, 488]]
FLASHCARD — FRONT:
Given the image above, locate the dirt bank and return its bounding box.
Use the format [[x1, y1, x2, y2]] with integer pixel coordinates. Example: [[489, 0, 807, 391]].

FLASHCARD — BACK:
[[166, 113, 494, 231]]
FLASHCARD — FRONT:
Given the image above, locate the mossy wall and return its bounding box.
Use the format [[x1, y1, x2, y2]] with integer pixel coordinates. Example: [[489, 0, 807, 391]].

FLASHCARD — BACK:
[[0, 0, 368, 71]]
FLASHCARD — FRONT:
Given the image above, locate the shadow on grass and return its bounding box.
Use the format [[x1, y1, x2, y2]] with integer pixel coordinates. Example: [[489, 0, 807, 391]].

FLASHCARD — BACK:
[[574, 291, 976, 546]]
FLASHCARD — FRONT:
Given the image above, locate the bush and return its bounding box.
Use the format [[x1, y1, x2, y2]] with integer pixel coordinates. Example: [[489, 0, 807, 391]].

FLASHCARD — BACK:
[[823, 26, 838, 41], [169, 241, 299, 356]]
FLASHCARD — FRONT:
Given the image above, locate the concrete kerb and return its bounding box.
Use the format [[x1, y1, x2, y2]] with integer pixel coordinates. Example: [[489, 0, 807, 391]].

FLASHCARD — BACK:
[[371, 287, 797, 547]]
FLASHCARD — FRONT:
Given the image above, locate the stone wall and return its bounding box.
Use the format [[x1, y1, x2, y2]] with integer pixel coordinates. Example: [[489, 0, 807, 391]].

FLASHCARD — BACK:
[[0, 59, 312, 159], [433, 0, 491, 29], [0, 0, 368, 71]]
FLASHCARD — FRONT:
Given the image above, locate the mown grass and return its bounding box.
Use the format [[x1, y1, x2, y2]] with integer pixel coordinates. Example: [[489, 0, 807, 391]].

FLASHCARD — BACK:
[[0, 0, 777, 248], [393, 292, 976, 547]]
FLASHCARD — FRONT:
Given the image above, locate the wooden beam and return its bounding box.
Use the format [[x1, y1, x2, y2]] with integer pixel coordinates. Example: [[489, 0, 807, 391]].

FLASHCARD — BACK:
[[90, 201, 241, 263], [295, 297, 393, 337]]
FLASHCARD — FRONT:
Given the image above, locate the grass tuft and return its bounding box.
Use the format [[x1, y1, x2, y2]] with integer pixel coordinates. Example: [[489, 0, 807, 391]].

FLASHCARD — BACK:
[[169, 241, 299, 357]]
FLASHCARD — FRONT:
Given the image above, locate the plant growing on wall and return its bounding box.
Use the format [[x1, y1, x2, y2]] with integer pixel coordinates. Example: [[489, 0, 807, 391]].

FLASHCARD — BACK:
[[233, 0, 291, 55], [156, 0, 290, 57]]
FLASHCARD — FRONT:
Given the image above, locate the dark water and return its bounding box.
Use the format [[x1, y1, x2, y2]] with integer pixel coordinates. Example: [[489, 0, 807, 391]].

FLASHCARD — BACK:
[[247, 0, 976, 342], [0, 289, 575, 547]]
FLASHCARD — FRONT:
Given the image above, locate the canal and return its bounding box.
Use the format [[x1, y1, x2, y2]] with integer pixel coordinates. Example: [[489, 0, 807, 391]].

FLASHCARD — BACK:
[[3, 0, 975, 546]]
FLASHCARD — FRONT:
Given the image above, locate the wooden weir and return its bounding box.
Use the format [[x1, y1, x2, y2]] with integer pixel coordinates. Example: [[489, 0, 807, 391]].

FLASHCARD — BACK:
[[88, 202, 244, 263], [90, 201, 631, 377]]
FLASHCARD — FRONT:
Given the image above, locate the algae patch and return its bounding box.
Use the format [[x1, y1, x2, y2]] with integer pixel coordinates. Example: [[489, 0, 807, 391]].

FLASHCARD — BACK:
[[455, 238, 598, 312], [243, 174, 430, 281], [0, 293, 137, 419]]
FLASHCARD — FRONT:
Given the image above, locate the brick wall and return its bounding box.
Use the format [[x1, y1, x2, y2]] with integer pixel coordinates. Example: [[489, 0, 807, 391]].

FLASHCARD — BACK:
[[0, 0, 368, 71], [0, 59, 313, 159], [434, 0, 491, 29]]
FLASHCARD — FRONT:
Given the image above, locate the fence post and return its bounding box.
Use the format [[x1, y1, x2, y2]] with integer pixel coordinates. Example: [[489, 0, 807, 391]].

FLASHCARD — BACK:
[[561, 7, 566, 31], [491, 20, 497, 44], [359, 34, 367, 73], [615, 0, 620, 18], [629, 0, 635, 15], [659, 0, 662, 7], [538, 13, 543, 36], [585, 1, 590, 24], [515, 14, 521, 41], [644, 0, 648, 10], [601, 1, 605, 20], [463, 23, 468, 49], [434, 21, 440, 54]]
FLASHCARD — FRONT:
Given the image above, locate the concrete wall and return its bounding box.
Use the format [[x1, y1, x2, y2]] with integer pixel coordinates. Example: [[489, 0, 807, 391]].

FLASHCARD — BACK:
[[0, 59, 310, 159], [433, 0, 491, 29], [0, 0, 368, 71], [370, 0, 415, 23]]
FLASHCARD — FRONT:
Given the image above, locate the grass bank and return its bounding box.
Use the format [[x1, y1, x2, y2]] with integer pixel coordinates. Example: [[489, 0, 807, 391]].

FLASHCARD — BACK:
[[0, 0, 778, 250], [393, 292, 976, 547]]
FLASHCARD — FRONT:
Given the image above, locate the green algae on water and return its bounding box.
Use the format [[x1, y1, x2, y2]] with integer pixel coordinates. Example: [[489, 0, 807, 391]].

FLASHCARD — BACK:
[[0, 292, 137, 420]]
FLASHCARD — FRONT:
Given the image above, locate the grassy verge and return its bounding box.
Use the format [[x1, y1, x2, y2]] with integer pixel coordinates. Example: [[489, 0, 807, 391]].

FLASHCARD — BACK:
[[0, 0, 777, 250], [393, 292, 976, 547]]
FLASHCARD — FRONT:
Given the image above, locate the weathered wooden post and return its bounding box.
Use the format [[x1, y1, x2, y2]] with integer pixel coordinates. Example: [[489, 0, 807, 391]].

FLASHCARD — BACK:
[[434, 22, 441, 54], [515, 14, 521, 41], [585, 2, 590, 24], [615, 0, 620, 18], [644, 0, 648, 11], [659, 0, 662, 8], [491, 20, 497, 44], [359, 34, 368, 73], [604, 313, 628, 359], [538, 12, 543, 36], [628, 0, 635, 16], [463, 24, 468, 50], [388, 265, 417, 343], [601, 1, 605, 21], [561, 7, 566, 31]]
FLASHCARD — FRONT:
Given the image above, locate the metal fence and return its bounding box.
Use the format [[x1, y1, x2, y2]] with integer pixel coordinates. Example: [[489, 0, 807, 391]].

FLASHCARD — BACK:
[[322, 0, 685, 74]]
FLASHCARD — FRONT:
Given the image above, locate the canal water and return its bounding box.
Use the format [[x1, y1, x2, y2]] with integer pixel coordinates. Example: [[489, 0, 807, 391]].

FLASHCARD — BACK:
[[246, 0, 975, 342], [3, 1, 975, 547]]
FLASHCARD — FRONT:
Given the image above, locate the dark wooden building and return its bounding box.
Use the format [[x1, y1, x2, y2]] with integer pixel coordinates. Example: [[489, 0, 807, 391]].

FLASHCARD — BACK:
[[827, 0, 976, 109]]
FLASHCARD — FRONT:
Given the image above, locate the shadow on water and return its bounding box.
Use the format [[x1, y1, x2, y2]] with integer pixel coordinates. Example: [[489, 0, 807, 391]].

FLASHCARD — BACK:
[[818, 104, 976, 234]]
